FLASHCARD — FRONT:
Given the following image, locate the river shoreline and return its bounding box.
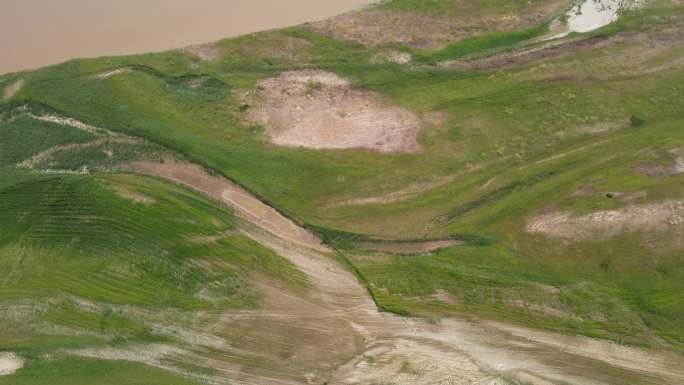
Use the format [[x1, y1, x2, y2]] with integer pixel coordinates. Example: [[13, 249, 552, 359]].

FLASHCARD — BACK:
[[0, 0, 371, 75]]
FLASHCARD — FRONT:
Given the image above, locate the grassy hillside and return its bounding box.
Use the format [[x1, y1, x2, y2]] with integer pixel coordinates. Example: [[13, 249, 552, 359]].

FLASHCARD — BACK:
[[0, 166, 303, 382], [1, 0, 684, 381], [0, 358, 201, 385]]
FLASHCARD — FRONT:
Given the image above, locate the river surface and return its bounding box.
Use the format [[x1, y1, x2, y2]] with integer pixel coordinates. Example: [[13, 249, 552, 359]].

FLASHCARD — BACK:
[[0, 0, 371, 75]]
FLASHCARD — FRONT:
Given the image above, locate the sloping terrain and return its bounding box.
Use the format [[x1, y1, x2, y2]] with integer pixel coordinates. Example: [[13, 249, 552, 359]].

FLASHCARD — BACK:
[[2, 0, 684, 384]]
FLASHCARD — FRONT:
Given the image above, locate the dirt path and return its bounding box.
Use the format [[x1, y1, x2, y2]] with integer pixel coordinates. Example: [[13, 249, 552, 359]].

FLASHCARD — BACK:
[[132, 159, 684, 385], [134, 161, 327, 252]]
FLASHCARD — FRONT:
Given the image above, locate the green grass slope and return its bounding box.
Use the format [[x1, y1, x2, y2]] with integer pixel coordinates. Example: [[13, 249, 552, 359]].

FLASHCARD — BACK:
[[1, 0, 683, 370], [0, 357, 201, 385], [0, 166, 302, 382]]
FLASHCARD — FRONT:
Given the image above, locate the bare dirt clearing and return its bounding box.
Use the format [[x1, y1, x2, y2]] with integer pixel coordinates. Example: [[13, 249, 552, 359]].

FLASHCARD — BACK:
[[242, 70, 422, 153], [527, 199, 684, 240], [0, 352, 24, 376], [2, 79, 23, 101], [134, 157, 684, 385], [671, 147, 684, 174]]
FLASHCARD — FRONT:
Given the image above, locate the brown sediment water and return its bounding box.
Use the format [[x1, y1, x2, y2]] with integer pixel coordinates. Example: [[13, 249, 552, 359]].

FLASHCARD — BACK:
[[0, 0, 372, 75]]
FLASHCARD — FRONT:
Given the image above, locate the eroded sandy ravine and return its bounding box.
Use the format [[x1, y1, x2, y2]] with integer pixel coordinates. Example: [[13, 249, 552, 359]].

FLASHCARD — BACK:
[[133, 159, 684, 385]]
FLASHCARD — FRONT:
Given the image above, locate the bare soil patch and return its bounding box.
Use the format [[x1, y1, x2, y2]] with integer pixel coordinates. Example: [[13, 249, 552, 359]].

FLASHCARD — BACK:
[[386, 51, 412, 64], [3, 79, 23, 101], [242, 70, 422, 153], [0, 352, 24, 375], [526, 199, 684, 240], [371, 50, 413, 64], [29, 114, 112, 136], [670, 147, 684, 174]]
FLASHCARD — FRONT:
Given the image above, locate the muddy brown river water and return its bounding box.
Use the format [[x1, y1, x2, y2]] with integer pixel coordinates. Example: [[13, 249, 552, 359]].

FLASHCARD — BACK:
[[0, 0, 371, 75]]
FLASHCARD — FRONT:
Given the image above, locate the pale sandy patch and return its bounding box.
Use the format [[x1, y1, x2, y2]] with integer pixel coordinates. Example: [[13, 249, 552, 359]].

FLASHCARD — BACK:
[[29, 114, 108, 136], [0, 352, 24, 376], [670, 147, 684, 174], [526, 199, 684, 240], [387, 51, 412, 64], [243, 70, 422, 153]]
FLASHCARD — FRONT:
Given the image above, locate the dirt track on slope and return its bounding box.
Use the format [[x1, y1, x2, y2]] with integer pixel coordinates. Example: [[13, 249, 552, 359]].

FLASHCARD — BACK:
[[133, 161, 327, 252], [133, 159, 684, 385]]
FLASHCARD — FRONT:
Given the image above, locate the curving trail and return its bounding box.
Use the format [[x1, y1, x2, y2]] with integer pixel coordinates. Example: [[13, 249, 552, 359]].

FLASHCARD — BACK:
[[132, 159, 684, 385]]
